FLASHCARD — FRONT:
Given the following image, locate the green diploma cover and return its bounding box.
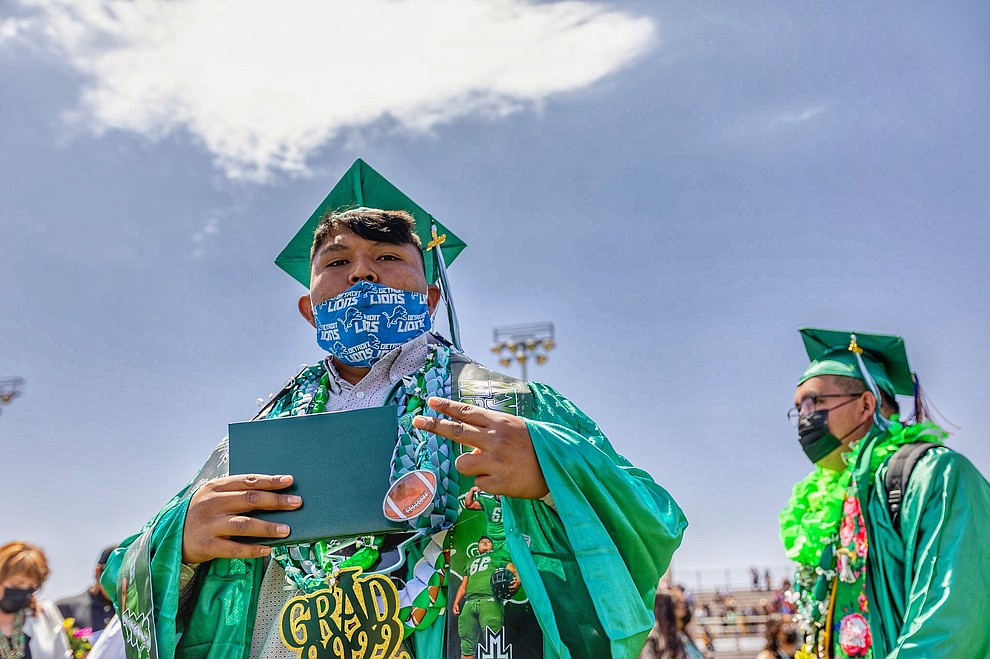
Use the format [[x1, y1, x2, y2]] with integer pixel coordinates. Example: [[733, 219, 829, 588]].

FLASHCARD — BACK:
[[228, 405, 403, 544]]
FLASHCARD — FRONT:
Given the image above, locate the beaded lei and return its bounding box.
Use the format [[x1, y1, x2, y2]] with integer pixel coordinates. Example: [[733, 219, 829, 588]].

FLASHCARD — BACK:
[[0, 611, 26, 659], [267, 343, 455, 638]]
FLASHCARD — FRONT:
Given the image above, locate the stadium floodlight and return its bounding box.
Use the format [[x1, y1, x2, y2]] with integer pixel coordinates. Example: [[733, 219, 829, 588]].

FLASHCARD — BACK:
[[490, 322, 555, 381], [0, 377, 24, 416]]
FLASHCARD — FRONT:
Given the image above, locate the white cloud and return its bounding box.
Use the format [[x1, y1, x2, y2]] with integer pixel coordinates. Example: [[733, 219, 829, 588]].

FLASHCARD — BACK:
[[776, 105, 826, 124], [192, 216, 219, 244], [15, 0, 656, 181], [191, 215, 220, 258], [711, 103, 829, 144], [0, 17, 33, 43]]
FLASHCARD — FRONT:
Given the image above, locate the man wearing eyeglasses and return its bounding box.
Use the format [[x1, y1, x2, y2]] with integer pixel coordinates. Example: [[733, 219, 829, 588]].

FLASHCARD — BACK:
[[780, 328, 990, 659]]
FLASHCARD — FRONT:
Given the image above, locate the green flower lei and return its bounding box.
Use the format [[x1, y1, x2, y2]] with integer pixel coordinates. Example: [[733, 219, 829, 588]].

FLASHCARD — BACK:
[[783, 417, 947, 652], [780, 464, 852, 566], [780, 416, 947, 568]]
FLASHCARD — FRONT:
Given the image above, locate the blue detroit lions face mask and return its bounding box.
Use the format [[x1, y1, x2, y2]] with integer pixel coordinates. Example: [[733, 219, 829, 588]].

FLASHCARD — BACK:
[[313, 281, 433, 367]]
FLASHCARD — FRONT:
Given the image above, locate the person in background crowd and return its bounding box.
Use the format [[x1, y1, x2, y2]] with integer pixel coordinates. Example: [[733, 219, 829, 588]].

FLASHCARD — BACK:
[[700, 624, 714, 655], [670, 586, 704, 659], [777, 579, 794, 615], [86, 616, 124, 659], [56, 545, 117, 644], [756, 614, 798, 659], [0, 541, 71, 659], [640, 586, 703, 659]]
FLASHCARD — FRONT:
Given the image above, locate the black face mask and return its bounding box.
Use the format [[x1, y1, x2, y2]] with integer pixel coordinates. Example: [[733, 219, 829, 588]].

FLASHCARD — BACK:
[[784, 629, 799, 644], [798, 410, 843, 463], [0, 587, 35, 613]]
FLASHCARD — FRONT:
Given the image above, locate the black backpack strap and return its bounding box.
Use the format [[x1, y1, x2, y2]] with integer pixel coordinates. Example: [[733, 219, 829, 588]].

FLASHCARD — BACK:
[[885, 441, 940, 531]]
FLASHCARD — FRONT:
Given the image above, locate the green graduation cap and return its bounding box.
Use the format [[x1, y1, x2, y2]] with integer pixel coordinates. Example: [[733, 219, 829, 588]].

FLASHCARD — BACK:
[[797, 327, 915, 398], [275, 158, 466, 288]]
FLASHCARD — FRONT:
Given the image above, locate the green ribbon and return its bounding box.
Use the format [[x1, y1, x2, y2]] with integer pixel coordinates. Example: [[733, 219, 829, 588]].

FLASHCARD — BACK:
[[270, 345, 457, 639], [390, 344, 457, 530]]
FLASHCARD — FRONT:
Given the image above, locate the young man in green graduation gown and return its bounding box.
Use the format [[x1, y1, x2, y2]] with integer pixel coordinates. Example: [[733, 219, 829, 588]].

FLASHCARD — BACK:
[[102, 159, 687, 659], [780, 328, 990, 658]]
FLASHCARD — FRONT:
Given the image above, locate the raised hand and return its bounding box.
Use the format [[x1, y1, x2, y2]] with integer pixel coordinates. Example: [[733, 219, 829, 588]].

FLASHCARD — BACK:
[[412, 397, 548, 500]]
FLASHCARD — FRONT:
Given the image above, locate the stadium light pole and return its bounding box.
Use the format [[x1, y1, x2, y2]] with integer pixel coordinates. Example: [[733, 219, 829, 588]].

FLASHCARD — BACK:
[[490, 322, 556, 381], [0, 377, 24, 417]]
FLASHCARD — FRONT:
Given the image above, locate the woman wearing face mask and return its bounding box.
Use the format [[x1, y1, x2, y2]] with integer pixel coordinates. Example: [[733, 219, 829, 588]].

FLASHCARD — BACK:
[[0, 541, 71, 659], [756, 614, 799, 659]]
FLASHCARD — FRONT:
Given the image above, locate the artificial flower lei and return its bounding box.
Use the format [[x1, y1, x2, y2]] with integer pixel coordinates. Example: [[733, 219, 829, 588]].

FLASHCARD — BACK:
[[780, 416, 946, 569], [780, 464, 853, 567], [780, 415, 947, 656]]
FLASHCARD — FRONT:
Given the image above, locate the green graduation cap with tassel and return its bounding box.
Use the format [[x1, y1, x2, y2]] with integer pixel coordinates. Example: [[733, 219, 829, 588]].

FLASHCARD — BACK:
[[275, 158, 467, 347], [798, 327, 915, 399], [276, 158, 466, 287], [797, 327, 924, 428]]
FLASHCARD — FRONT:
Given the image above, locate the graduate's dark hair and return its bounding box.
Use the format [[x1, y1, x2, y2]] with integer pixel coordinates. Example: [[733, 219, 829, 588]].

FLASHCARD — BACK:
[[825, 375, 899, 417], [310, 208, 423, 264]]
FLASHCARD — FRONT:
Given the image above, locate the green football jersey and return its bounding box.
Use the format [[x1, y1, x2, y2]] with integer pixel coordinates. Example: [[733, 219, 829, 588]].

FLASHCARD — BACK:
[[464, 549, 510, 599], [476, 494, 506, 543]]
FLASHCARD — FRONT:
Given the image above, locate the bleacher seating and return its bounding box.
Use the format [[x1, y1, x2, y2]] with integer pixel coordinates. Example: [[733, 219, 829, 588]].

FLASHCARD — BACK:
[[684, 587, 784, 659]]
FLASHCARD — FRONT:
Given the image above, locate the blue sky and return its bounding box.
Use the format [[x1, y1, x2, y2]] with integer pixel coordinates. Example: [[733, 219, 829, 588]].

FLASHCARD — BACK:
[[2, 1, 988, 599]]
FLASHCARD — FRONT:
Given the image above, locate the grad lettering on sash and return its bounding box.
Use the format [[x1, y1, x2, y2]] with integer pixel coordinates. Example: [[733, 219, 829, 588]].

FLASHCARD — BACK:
[[279, 567, 410, 659]]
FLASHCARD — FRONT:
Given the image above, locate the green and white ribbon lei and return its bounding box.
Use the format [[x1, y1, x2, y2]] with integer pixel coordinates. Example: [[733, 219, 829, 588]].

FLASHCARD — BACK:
[[391, 344, 458, 530], [269, 343, 456, 637]]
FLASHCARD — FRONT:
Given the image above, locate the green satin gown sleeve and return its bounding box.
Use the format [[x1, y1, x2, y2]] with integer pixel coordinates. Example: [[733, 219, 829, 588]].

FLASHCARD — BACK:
[[100, 491, 193, 657], [866, 447, 990, 658], [101, 480, 265, 659], [501, 383, 688, 659]]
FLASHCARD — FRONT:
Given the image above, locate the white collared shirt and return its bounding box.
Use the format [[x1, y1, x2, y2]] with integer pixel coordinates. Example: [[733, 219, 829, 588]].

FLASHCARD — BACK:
[[319, 331, 432, 410]]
